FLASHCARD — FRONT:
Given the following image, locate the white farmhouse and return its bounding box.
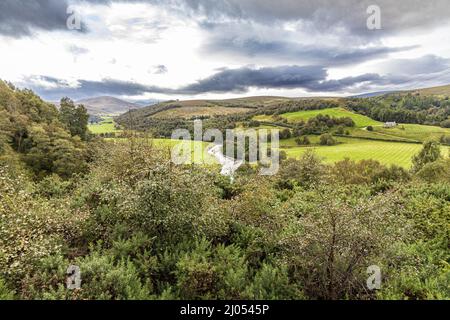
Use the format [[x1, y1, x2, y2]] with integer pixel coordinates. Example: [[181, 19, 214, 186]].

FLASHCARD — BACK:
[[384, 122, 397, 128]]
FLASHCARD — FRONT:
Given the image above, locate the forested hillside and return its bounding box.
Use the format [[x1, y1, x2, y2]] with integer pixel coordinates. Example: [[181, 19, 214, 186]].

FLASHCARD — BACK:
[[0, 81, 93, 179]]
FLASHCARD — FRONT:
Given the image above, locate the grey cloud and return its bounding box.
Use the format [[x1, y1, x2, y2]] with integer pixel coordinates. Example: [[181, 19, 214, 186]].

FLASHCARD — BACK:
[[382, 55, 450, 76], [21, 65, 398, 100], [177, 65, 327, 94], [203, 36, 417, 66]]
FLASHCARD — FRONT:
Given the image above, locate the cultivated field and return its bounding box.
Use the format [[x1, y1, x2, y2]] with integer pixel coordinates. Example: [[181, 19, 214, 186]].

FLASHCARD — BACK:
[[280, 137, 450, 168]]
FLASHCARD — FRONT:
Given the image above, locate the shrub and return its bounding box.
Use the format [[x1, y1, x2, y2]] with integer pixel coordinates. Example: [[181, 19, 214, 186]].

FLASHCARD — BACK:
[[412, 139, 442, 173], [295, 136, 310, 146], [319, 133, 337, 146]]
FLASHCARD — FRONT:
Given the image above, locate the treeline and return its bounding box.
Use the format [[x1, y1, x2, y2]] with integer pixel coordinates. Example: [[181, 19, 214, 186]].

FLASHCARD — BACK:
[[347, 93, 450, 127]]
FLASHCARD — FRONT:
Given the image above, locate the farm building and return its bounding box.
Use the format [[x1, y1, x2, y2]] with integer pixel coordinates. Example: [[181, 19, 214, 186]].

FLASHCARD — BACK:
[[384, 122, 397, 128]]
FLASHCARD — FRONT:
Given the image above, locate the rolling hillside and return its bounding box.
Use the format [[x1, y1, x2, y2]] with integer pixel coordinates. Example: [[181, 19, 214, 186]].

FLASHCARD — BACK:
[[254, 107, 381, 127]]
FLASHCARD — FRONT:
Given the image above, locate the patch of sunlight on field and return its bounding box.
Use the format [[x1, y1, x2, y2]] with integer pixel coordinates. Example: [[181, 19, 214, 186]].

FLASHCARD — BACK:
[[282, 137, 450, 168]]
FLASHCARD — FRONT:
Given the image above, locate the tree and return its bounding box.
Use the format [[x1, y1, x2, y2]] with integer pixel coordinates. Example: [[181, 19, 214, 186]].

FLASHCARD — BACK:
[[59, 97, 89, 140], [279, 128, 292, 139], [367, 125, 374, 131], [412, 139, 442, 173]]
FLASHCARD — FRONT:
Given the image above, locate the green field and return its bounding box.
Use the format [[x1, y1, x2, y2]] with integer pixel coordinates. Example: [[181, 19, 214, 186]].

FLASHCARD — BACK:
[[281, 137, 449, 168], [88, 117, 122, 134], [255, 107, 381, 128], [372, 124, 450, 142]]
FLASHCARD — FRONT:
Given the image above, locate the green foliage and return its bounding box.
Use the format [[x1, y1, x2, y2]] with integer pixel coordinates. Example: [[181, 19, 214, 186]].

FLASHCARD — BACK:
[[0, 278, 15, 300], [412, 139, 442, 173], [280, 185, 409, 299], [0, 166, 87, 286], [59, 97, 89, 140], [246, 264, 303, 299], [277, 150, 325, 189], [416, 159, 450, 183]]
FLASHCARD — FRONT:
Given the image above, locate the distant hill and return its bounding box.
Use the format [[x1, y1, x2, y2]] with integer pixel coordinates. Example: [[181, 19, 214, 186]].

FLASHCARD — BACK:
[[76, 96, 143, 116]]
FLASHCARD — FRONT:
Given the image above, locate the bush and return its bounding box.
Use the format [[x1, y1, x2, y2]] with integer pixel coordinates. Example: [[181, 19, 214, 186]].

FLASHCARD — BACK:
[[280, 186, 408, 299], [412, 140, 442, 173], [319, 133, 337, 146], [440, 119, 450, 128], [295, 136, 310, 146]]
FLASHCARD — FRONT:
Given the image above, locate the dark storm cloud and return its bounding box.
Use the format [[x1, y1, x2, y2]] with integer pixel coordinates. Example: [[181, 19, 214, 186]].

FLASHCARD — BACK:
[[203, 36, 417, 66], [0, 0, 89, 37]]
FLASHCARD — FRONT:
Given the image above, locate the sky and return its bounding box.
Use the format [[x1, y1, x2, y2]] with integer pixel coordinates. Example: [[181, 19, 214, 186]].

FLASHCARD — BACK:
[[1, 0, 450, 102]]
